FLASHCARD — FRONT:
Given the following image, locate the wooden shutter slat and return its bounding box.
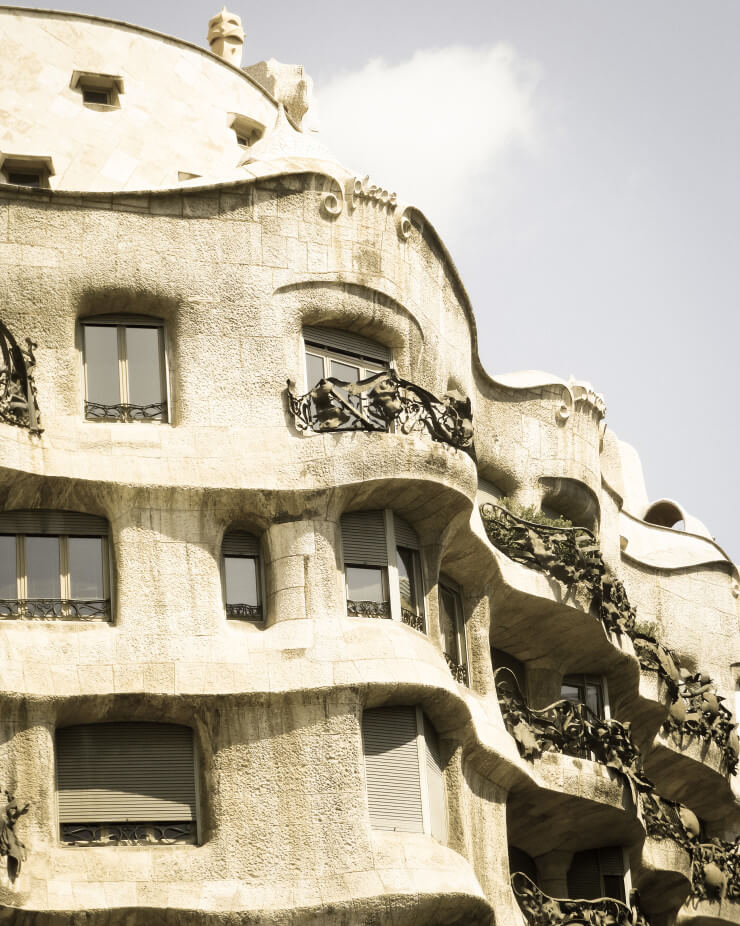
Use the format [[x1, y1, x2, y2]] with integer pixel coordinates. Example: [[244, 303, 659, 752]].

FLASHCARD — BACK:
[[362, 707, 423, 833], [341, 511, 388, 566], [423, 715, 447, 844], [598, 846, 625, 876], [57, 723, 195, 823], [567, 850, 602, 900], [82, 314, 162, 327], [222, 531, 260, 556], [303, 326, 390, 363], [393, 515, 419, 550], [0, 510, 107, 536]]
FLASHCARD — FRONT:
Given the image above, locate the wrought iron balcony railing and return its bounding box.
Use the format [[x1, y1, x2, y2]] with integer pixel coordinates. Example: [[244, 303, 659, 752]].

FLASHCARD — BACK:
[[445, 653, 469, 686], [400, 607, 425, 633], [347, 599, 391, 619], [0, 317, 41, 433], [511, 872, 652, 926], [60, 821, 196, 846], [0, 598, 110, 619], [225, 602, 263, 620], [84, 400, 168, 422], [287, 371, 475, 459], [690, 839, 740, 904]]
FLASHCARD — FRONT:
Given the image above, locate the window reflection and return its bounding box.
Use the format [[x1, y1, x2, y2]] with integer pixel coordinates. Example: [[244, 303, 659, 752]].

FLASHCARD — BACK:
[[346, 566, 386, 602], [224, 556, 258, 606], [0, 536, 16, 598], [68, 537, 104, 600]]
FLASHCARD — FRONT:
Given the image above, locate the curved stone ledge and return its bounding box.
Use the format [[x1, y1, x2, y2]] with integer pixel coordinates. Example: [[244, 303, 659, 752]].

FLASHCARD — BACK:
[[677, 900, 740, 925], [620, 510, 738, 574], [636, 836, 692, 919]]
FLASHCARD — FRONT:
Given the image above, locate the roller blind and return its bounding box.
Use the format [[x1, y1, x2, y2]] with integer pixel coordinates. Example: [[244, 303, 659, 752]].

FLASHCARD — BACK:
[[567, 849, 602, 900], [423, 715, 447, 844], [57, 723, 196, 823], [222, 530, 260, 556], [362, 707, 423, 833], [477, 478, 504, 507], [0, 510, 108, 536], [81, 314, 163, 327], [341, 511, 388, 566], [393, 515, 419, 550], [303, 326, 390, 364]]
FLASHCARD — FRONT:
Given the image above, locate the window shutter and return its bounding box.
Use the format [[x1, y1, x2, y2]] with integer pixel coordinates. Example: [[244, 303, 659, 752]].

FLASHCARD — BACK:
[[423, 715, 447, 844], [567, 849, 602, 900], [0, 510, 108, 536], [57, 723, 196, 822], [341, 511, 388, 566], [478, 479, 504, 506], [303, 326, 390, 364], [81, 314, 162, 327], [362, 707, 423, 833], [598, 846, 625, 877], [393, 515, 419, 550], [222, 530, 260, 556]]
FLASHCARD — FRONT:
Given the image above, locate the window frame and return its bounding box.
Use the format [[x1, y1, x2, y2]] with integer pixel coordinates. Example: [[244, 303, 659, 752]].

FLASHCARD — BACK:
[[80, 315, 170, 424], [0, 518, 111, 621], [560, 673, 610, 721], [220, 529, 265, 621], [71, 71, 124, 110], [438, 574, 468, 684], [0, 155, 54, 189], [567, 846, 631, 903]]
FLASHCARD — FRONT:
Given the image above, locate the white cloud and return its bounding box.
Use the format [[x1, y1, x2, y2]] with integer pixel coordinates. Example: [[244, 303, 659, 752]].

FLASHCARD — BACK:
[[313, 45, 541, 237]]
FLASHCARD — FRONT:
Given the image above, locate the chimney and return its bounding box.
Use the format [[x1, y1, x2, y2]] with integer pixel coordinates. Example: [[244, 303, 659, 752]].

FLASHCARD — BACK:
[[207, 8, 245, 67]]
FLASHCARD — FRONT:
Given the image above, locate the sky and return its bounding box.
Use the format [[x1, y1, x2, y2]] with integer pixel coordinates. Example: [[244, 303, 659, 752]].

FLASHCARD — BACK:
[[10, 0, 739, 561]]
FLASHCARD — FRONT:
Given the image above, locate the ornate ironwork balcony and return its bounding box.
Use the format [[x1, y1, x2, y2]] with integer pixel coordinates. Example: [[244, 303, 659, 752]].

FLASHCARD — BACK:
[[511, 872, 652, 926], [445, 653, 469, 686], [640, 789, 696, 847], [347, 599, 391, 619], [691, 839, 740, 903], [479, 503, 636, 636], [0, 318, 41, 433], [84, 400, 168, 422], [401, 607, 425, 633], [226, 602, 263, 620], [0, 598, 109, 619], [60, 821, 196, 846], [494, 668, 650, 789], [287, 371, 475, 459]]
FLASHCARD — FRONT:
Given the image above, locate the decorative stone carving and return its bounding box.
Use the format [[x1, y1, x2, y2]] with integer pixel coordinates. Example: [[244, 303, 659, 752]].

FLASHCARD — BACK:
[[0, 790, 29, 876], [0, 318, 41, 433], [287, 371, 475, 459], [343, 175, 414, 241], [511, 872, 652, 926], [479, 504, 636, 635], [243, 59, 313, 129], [207, 8, 245, 67]]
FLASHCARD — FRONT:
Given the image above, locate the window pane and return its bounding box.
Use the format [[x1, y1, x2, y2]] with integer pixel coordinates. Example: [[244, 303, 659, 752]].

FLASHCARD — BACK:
[[438, 586, 459, 662], [397, 547, 418, 613], [585, 682, 603, 719], [126, 327, 164, 408], [346, 566, 386, 602], [26, 536, 61, 598], [305, 351, 325, 387], [0, 536, 16, 598], [68, 538, 104, 599], [224, 556, 258, 605], [84, 326, 120, 405], [560, 683, 582, 704], [330, 359, 360, 383]]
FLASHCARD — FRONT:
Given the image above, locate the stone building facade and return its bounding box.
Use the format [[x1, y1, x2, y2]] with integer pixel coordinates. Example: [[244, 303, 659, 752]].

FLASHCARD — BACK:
[[0, 6, 738, 925]]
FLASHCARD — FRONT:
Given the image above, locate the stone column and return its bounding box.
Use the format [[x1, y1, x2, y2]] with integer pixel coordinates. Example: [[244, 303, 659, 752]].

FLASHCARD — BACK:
[[535, 849, 573, 899]]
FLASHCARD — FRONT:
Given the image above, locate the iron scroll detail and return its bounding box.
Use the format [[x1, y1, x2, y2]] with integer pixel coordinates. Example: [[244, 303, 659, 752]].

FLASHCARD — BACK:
[[287, 370, 475, 459], [0, 319, 41, 433], [511, 872, 652, 926]]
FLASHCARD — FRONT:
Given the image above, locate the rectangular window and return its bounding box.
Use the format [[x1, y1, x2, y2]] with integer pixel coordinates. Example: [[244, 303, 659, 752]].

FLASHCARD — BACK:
[[567, 847, 627, 902], [82, 88, 110, 105], [341, 511, 391, 618], [7, 171, 41, 187], [82, 318, 167, 422], [438, 576, 468, 685], [561, 674, 605, 720], [222, 530, 262, 620]]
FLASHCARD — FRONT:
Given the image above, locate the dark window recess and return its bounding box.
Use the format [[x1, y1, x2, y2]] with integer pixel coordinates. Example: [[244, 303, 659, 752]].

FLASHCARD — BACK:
[[7, 172, 41, 187], [567, 847, 625, 902], [82, 88, 110, 105]]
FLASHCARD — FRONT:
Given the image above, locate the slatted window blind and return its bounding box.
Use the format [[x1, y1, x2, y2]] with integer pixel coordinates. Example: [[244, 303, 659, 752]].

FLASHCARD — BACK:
[[393, 515, 419, 550], [303, 326, 390, 364], [567, 848, 625, 901], [362, 707, 423, 833], [0, 510, 108, 536], [57, 723, 196, 823], [477, 478, 505, 507], [222, 530, 260, 556], [341, 511, 388, 566], [423, 715, 447, 843]]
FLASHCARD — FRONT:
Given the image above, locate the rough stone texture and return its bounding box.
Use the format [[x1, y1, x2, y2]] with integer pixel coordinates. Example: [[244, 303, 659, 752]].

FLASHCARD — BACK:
[[0, 7, 737, 926]]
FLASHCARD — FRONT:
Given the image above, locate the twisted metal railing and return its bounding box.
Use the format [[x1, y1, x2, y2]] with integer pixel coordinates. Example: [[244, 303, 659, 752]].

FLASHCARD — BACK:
[[60, 821, 196, 846], [225, 602, 263, 620], [0, 599, 109, 619], [84, 400, 168, 422], [401, 607, 425, 633], [511, 872, 651, 926], [445, 653, 469, 686], [0, 318, 41, 433], [287, 370, 475, 459], [347, 599, 391, 619]]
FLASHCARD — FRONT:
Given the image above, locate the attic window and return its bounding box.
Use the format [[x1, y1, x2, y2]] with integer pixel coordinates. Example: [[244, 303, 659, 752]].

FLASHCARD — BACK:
[[71, 71, 124, 109], [228, 113, 265, 149], [0, 155, 54, 189]]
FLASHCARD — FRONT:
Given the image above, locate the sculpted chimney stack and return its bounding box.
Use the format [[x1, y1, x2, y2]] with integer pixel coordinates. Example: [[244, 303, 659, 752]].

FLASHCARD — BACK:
[[207, 7, 245, 67]]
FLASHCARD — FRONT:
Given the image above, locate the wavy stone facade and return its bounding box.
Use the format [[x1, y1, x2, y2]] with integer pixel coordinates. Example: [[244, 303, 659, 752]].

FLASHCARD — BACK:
[[0, 7, 738, 926]]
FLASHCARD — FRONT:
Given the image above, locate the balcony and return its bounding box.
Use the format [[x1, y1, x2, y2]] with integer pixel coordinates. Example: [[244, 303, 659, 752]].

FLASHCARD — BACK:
[[286, 370, 475, 459], [0, 598, 110, 620], [0, 316, 42, 433], [511, 872, 651, 926]]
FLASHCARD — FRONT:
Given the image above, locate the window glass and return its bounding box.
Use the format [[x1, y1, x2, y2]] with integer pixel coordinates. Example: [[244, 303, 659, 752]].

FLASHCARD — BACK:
[[224, 556, 258, 605], [305, 351, 325, 386], [25, 536, 61, 598], [397, 547, 418, 614], [126, 327, 164, 407], [0, 536, 16, 597], [84, 326, 120, 405], [346, 565, 386, 602], [68, 537, 104, 599], [561, 675, 604, 719], [438, 585, 459, 663]]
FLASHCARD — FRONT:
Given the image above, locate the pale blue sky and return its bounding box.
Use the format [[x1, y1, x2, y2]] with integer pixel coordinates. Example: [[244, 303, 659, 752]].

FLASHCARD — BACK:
[[9, 1, 739, 560]]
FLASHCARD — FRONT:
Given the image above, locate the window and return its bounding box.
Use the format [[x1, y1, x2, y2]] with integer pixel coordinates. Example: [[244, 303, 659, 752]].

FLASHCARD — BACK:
[[438, 575, 468, 684], [0, 155, 54, 188], [561, 674, 607, 721], [0, 510, 109, 619], [492, 648, 526, 695], [362, 706, 447, 842], [228, 113, 265, 148], [71, 71, 124, 109], [567, 847, 629, 902], [303, 326, 390, 430], [56, 722, 197, 846], [222, 530, 262, 620], [340, 510, 425, 630], [81, 315, 168, 422]]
